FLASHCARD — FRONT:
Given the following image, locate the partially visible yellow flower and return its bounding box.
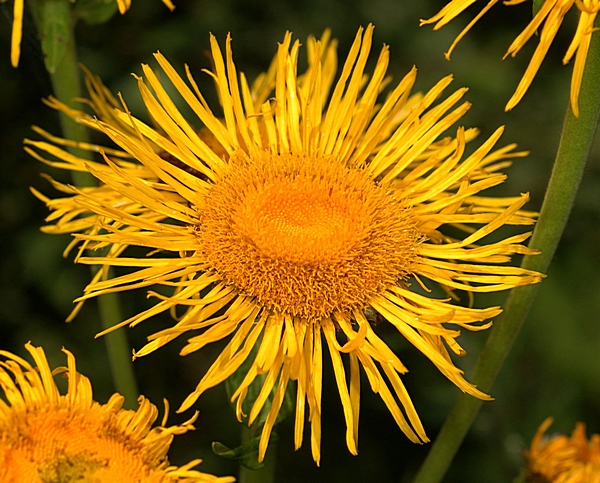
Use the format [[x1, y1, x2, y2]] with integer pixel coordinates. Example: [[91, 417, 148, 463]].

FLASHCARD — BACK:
[[0, 343, 234, 483], [29, 25, 544, 464], [421, 0, 600, 117], [527, 417, 600, 483], [8, 0, 24, 68], [8, 0, 175, 68]]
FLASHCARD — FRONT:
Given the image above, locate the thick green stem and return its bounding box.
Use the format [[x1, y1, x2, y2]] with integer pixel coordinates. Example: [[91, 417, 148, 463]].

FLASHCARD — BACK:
[[33, 0, 139, 407], [37, 0, 93, 185], [413, 20, 600, 483]]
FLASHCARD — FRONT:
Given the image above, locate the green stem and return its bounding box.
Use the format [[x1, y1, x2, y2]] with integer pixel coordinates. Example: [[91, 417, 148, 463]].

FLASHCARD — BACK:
[[413, 20, 600, 483], [96, 290, 139, 408], [238, 426, 277, 483], [36, 0, 93, 185], [33, 0, 139, 407]]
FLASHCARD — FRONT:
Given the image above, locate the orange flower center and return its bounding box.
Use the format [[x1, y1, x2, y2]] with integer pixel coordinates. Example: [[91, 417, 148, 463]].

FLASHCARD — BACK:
[[198, 150, 421, 320], [237, 169, 370, 265], [0, 404, 168, 483]]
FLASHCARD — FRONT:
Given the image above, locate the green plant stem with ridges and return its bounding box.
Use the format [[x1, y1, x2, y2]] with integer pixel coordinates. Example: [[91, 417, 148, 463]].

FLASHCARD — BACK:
[[33, 0, 139, 408], [413, 17, 600, 483]]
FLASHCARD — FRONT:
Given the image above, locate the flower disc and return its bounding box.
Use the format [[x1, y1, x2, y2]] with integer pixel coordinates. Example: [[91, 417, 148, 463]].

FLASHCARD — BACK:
[[198, 150, 421, 320], [0, 344, 234, 483], [2, 404, 154, 482]]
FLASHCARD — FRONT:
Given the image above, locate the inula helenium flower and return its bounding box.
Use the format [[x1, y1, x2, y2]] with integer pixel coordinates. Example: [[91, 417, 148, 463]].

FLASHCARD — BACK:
[[422, 0, 600, 116], [0, 343, 234, 483], [527, 418, 600, 483], [30, 25, 544, 463], [7, 0, 175, 68]]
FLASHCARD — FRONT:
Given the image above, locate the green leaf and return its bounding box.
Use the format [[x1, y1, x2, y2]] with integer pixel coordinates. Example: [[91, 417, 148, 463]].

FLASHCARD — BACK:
[[212, 433, 279, 470], [533, 0, 544, 17], [73, 0, 118, 25], [38, 0, 72, 74], [512, 468, 528, 483]]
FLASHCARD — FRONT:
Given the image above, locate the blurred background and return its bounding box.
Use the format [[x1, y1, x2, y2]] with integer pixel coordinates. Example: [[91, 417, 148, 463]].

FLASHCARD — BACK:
[[1, 1, 599, 481]]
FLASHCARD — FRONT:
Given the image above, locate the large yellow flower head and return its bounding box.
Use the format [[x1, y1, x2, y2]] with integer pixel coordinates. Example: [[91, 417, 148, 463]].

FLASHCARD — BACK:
[[29, 25, 544, 464], [527, 418, 600, 483], [421, 0, 600, 117], [7, 0, 175, 68], [0, 343, 234, 483]]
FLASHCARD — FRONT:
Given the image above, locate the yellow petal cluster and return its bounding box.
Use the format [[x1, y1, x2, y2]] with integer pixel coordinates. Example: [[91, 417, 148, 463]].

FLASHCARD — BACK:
[[421, 0, 600, 116], [30, 25, 544, 464], [0, 343, 234, 483], [528, 417, 600, 483]]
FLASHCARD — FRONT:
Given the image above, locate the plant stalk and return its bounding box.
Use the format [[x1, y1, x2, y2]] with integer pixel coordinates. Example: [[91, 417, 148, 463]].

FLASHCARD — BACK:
[[33, 0, 139, 407], [413, 17, 600, 483], [238, 425, 277, 483]]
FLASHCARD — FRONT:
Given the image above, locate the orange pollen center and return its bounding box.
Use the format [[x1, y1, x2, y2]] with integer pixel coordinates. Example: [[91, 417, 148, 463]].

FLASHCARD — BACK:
[[0, 404, 169, 483], [198, 150, 421, 320], [240, 177, 368, 264]]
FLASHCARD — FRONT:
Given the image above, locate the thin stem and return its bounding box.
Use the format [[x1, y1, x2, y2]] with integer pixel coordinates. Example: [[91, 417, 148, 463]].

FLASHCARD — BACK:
[[33, 0, 139, 407], [413, 19, 600, 483], [238, 425, 277, 483], [96, 290, 139, 408]]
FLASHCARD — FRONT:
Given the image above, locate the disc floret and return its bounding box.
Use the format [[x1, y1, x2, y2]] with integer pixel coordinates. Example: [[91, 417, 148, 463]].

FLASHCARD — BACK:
[[199, 150, 421, 320]]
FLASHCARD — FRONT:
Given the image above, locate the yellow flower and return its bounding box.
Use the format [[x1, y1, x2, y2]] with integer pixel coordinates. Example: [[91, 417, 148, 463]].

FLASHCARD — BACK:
[[0, 343, 234, 483], [527, 417, 600, 483], [8, 0, 175, 68], [421, 0, 600, 117], [29, 25, 544, 464]]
